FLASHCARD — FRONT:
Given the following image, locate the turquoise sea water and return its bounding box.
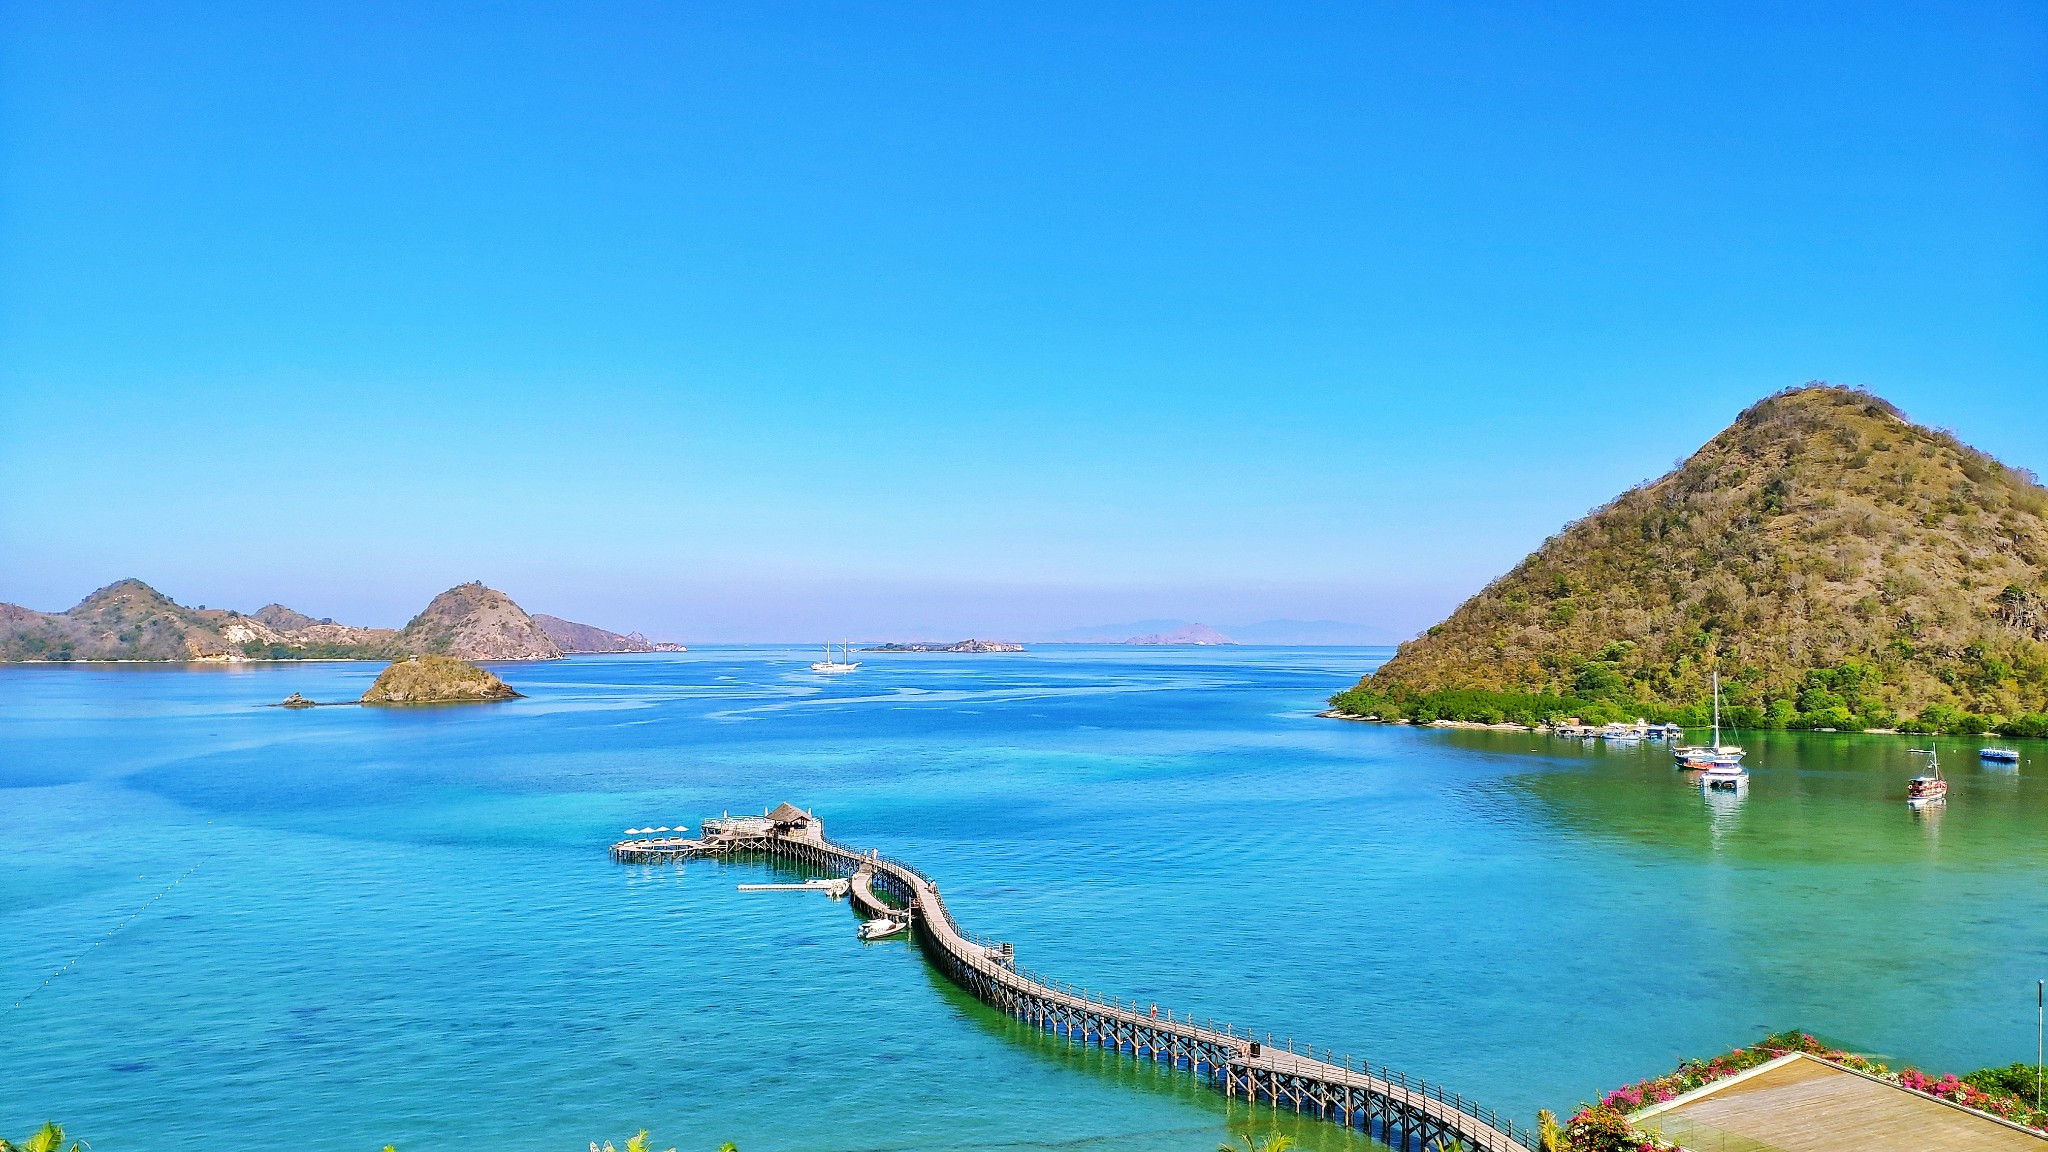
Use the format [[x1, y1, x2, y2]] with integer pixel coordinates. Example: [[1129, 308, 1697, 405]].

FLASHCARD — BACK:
[[4, 647, 2045, 1152]]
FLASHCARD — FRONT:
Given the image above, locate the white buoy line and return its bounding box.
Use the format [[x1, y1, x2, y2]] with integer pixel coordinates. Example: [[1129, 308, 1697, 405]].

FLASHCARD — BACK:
[[9, 856, 212, 1013]]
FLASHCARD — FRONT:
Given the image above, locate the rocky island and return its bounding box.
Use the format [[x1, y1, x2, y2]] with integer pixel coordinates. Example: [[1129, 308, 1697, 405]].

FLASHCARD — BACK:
[[358, 655, 522, 704]]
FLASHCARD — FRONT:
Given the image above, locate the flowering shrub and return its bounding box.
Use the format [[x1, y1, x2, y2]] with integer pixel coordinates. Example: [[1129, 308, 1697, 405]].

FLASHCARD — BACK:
[[1561, 1104, 1675, 1152], [1898, 1068, 2046, 1127], [1562, 1031, 2047, 1151]]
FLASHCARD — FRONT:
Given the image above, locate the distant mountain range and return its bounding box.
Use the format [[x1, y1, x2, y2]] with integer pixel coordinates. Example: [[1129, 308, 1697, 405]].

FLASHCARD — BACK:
[[0, 579, 679, 662], [1037, 619, 1401, 646]]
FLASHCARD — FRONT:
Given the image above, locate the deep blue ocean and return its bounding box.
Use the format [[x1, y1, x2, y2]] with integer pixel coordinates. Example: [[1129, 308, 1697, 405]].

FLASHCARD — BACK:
[[4, 647, 2044, 1151]]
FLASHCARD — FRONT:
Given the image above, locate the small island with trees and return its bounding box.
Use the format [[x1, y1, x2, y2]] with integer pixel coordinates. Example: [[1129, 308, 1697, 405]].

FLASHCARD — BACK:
[[273, 656, 523, 707], [358, 655, 522, 704]]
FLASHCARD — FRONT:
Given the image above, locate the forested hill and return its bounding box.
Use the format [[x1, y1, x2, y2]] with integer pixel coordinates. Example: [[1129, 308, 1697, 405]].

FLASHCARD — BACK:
[[1334, 385, 2048, 736]]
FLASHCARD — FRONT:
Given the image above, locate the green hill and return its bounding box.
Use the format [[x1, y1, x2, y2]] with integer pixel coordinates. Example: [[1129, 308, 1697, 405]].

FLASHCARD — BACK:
[[1333, 385, 2048, 737]]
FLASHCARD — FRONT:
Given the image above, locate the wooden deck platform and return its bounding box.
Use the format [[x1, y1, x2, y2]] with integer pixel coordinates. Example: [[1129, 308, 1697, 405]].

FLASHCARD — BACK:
[[1636, 1053, 2048, 1152]]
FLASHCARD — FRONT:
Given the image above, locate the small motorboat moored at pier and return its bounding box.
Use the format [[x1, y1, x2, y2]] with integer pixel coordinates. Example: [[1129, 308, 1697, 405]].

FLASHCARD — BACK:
[[858, 914, 908, 940]]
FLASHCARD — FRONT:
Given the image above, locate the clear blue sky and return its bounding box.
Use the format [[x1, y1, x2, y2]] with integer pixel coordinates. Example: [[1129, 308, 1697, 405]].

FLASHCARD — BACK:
[[2, 2, 2043, 642]]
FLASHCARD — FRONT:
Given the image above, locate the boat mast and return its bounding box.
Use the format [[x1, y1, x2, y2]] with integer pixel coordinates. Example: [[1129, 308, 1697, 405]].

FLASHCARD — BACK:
[[1711, 670, 1721, 750]]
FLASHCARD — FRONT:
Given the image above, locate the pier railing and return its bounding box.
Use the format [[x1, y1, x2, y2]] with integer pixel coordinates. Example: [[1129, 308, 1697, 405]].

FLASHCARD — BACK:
[[613, 818, 1531, 1152]]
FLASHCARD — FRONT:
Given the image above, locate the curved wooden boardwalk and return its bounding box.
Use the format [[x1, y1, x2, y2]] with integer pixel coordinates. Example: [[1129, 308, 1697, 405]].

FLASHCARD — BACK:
[[613, 810, 1531, 1152]]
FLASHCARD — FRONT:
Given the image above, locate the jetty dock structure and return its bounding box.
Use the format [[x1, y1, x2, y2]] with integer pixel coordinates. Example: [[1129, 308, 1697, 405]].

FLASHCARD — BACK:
[[612, 803, 1533, 1152]]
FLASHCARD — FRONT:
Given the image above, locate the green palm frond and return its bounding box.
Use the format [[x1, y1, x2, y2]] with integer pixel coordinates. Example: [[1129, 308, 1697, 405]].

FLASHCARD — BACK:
[[13, 1123, 83, 1152]]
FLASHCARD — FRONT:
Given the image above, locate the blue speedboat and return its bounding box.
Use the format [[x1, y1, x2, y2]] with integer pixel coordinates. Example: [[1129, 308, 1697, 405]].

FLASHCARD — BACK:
[[1979, 747, 2021, 764]]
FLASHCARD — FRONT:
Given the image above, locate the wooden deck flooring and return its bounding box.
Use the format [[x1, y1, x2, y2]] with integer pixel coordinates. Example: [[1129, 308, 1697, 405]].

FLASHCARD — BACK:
[[1637, 1054, 2046, 1152]]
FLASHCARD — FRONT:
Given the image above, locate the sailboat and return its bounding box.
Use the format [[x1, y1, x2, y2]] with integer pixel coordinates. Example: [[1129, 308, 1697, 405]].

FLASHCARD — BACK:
[[1906, 748, 1947, 806], [1685, 672, 1749, 788], [810, 642, 861, 674], [1677, 672, 1743, 766]]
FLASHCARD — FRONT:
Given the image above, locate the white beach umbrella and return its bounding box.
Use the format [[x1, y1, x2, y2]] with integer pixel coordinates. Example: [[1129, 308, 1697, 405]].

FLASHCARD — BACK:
[[654, 827, 670, 832]]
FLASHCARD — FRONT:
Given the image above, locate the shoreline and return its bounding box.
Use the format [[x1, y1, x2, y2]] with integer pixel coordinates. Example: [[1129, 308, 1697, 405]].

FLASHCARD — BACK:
[[1320, 711, 1987, 739], [1320, 709, 1546, 732]]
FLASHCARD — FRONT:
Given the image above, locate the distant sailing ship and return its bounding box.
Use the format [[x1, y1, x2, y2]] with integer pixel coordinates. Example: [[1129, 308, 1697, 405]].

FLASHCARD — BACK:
[[810, 643, 861, 674]]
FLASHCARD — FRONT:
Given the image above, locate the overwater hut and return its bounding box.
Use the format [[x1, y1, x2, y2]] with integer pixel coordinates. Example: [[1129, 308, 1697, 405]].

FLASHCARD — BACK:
[[766, 802, 817, 834]]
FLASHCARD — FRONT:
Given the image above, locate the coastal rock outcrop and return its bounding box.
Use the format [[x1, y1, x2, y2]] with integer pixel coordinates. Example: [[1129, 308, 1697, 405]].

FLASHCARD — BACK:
[[359, 655, 522, 704]]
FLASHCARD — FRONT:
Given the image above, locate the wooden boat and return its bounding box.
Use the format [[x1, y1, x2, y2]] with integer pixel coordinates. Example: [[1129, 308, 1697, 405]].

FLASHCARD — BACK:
[[1907, 748, 1948, 806]]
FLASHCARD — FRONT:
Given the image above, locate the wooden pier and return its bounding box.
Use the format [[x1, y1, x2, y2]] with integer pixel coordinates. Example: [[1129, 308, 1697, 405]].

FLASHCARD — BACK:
[[612, 805, 1532, 1152]]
